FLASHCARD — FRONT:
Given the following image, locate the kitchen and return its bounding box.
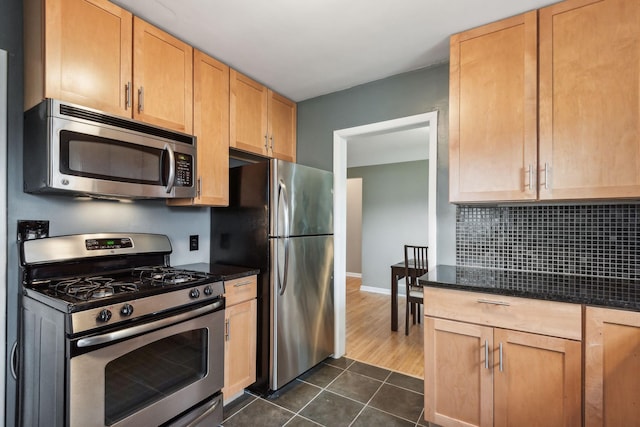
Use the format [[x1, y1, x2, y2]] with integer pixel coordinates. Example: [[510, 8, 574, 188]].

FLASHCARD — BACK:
[[2, 0, 640, 426]]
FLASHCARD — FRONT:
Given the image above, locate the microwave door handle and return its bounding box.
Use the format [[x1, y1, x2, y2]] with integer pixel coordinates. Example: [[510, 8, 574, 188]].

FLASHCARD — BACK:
[[164, 144, 176, 194]]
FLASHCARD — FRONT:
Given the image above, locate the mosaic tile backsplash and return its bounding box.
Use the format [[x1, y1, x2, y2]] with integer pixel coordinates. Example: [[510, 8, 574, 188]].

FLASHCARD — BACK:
[[456, 204, 640, 280]]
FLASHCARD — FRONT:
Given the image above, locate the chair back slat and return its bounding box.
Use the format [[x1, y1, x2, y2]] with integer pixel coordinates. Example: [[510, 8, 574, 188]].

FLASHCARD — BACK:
[[404, 245, 428, 287]]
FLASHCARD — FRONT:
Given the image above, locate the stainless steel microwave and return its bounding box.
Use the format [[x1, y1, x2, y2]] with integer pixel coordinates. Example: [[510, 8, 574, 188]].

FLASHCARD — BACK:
[[23, 99, 197, 199]]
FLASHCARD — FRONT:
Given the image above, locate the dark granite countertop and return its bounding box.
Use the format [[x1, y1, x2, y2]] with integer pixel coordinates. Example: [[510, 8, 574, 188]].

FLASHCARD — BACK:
[[174, 262, 259, 282], [418, 265, 640, 312]]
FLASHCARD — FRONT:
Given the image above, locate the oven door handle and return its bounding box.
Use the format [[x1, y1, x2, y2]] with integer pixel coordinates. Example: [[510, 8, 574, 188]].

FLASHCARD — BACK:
[[76, 300, 223, 348]]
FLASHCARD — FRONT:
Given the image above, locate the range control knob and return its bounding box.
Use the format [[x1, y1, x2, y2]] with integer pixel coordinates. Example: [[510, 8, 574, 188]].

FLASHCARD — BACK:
[[97, 309, 112, 323], [203, 285, 213, 296], [120, 304, 134, 317], [189, 288, 200, 299]]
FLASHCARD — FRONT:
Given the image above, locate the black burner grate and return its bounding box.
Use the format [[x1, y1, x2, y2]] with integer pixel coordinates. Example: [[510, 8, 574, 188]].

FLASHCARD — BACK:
[[50, 276, 139, 301]]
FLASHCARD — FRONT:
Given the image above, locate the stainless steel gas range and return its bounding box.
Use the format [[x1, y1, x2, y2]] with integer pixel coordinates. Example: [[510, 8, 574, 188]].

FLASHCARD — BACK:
[[18, 233, 225, 427]]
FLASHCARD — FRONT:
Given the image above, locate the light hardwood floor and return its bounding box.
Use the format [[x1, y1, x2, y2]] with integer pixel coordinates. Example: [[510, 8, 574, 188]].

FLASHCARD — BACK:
[[345, 276, 424, 378]]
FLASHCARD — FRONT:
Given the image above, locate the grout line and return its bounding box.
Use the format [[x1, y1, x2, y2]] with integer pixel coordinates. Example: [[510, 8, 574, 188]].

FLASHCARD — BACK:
[[223, 358, 423, 426], [220, 395, 259, 424], [344, 354, 424, 380], [347, 373, 387, 427]]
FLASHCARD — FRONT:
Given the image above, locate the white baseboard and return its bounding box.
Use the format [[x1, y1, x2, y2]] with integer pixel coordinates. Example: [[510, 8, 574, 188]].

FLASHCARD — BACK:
[[359, 285, 406, 297], [346, 272, 362, 278], [359, 285, 390, 295]]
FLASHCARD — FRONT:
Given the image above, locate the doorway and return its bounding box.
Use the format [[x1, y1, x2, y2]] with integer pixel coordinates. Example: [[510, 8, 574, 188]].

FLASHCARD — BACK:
[[333, 112, 438, 357]]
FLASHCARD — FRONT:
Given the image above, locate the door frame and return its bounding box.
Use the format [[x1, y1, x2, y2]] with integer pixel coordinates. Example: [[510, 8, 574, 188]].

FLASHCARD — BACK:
[[332, 111, 438, 357], [1, 48, 8, 422]]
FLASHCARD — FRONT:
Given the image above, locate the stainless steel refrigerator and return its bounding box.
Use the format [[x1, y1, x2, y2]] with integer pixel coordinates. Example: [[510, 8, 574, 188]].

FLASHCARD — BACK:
[[211, 159, 334, 394]]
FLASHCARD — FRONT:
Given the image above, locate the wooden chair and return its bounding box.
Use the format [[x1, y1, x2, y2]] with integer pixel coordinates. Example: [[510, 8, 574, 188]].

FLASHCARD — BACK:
[[404, 245, 428, 336]]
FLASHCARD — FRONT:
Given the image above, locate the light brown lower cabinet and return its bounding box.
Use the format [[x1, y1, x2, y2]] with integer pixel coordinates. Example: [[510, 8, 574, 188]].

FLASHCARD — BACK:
[[424, 288, 582, 427], [585, 306, 640, 427], [223, 276, 257, 403]]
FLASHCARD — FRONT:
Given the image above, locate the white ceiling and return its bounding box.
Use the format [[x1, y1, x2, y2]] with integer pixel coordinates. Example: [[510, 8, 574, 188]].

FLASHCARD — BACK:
[[113, 0, 557, 102], [347, 127, 429, 168]]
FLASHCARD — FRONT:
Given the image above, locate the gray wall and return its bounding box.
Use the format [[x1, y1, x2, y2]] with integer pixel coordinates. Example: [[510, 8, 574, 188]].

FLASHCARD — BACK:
[[1, 1, 210, 424], [296, 63, 456, 267], [346, 178, 363, 275], [348, 161, 429, 292]]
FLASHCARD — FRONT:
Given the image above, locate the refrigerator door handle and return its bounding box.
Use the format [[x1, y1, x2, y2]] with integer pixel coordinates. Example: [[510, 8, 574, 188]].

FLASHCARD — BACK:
[[277, 179, 290, 295], [281, 236, 290, 295]]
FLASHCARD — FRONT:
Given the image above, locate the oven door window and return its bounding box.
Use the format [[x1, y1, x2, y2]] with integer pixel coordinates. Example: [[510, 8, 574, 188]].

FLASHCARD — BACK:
[[104, 329, 208, 425], [60, 130, 163, 185]]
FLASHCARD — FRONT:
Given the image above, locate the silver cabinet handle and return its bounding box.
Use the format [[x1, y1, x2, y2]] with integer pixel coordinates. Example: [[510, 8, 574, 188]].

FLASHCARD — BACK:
[[197, 177, 202, 198], [233, 280, 253, 288], [499, 342, 504, 372], [484, 339, 489, 369], [264, 134, 269, 151], [225, 318, 230, 341], [138, 86, 144, 112], [125, 82, 131, 109], [541, 162, 550, 190], [270, 135, 274, 152], [524, 164, 533, 190], [477, 299, 510, 306]]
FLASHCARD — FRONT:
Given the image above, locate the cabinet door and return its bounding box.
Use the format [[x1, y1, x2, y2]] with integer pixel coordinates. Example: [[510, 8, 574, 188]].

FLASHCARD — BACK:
[[424, 317, 493, 427], [493, 329, 581, 427], [30, 0, 132, 115], [132, 17, 193, 133], [539, 0, 640, 199], [268, 90, 297, 162], [230, 70, 269, 156], [585, 307, 640, 427], [169, 50, 229, 207], [449, 11, 537, 202], [223, 298, 257, 402]]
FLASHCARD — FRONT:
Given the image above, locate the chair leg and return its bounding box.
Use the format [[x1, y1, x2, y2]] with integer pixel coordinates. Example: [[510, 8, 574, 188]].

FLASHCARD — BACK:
[[405, 300, 410, 336]]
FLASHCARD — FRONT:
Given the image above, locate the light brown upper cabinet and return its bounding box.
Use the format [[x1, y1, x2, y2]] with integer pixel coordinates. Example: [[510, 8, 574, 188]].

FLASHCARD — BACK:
[[24, 0, 133, 116], [268, 91, 297, 162], [132, 18, 192, 133], [24, 0, 193, 134], [451, 0, 640, 203], [449, 11, 538, 203], [169, 50, 229, 207], [230, 69, 296, 161], [538, 0, 640, 200]]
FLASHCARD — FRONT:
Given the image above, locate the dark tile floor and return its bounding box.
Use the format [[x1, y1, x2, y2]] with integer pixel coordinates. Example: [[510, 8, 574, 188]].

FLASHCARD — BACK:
[[221, 357, 434, 427]]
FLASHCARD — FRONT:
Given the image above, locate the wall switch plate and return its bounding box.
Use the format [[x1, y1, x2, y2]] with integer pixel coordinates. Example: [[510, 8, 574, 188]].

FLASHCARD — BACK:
[[189, 235, 199, 251], [17, 220, 49, 241]]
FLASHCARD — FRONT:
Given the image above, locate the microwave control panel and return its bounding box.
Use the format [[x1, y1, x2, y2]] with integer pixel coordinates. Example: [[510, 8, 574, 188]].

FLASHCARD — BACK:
[[175, 153, 193, 187]]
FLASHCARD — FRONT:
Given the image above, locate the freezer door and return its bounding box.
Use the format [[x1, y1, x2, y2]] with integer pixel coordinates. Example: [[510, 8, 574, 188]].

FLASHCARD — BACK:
[[270, 160, 333, 237], [270, 235, 334, 390]]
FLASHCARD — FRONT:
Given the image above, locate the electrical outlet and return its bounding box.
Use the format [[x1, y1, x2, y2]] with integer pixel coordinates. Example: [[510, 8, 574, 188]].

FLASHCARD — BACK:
[[189, 235, 199, 251]]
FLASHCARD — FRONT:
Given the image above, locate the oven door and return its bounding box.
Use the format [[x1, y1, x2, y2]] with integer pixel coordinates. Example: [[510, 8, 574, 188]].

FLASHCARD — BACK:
[[68, 305, 224, 427]]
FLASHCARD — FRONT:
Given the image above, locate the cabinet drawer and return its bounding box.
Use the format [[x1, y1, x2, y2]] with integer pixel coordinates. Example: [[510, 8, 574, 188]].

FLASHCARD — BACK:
[[225, 275, 257, 306], [424, 287, 581, 340]]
